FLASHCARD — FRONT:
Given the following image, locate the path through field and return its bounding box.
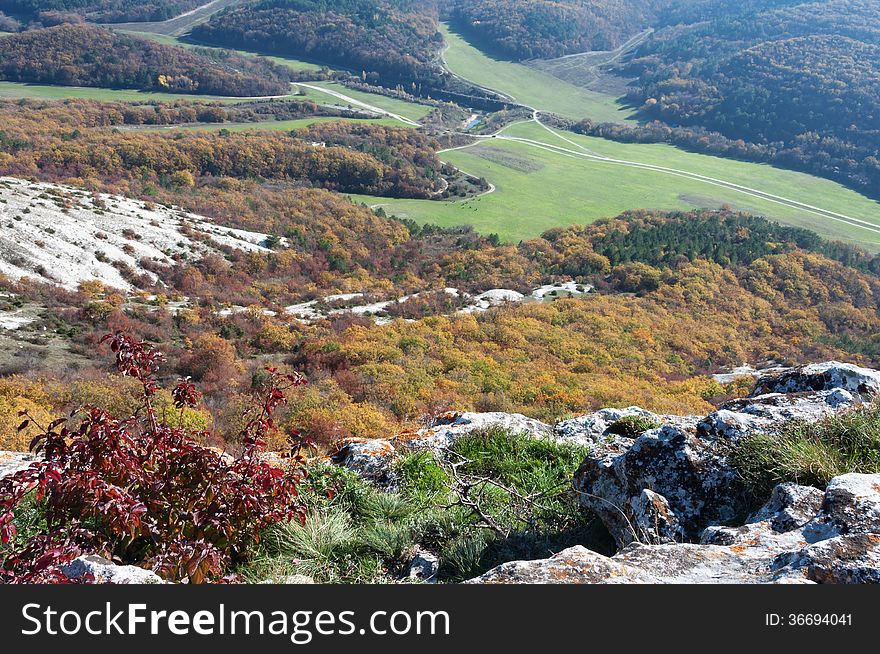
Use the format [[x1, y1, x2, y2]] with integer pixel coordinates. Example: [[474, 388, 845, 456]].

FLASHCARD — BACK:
[[438, 33, 880, 241], [105, 0, 243, 36]]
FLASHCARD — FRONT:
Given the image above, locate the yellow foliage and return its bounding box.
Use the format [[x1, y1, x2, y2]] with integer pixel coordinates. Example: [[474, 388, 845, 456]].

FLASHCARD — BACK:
[[0, 378, 55, 451]]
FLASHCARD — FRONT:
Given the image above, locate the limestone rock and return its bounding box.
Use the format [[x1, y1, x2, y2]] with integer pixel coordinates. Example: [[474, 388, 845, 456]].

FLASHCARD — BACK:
[[631, 489, 684, 544], [471, 473, 880, 584], [407, 548, 440, 583], [398, 411, 553, 451], [574, 424, 746, 547], [328, 438, 396, 485], [782, 534, 880, 584], [466, 545, 658, 584], [805, 472, 880, 537], [61, 555, 165, 584], [747, 482, 825, 532], [554, 406, 698, 447], [698, 389, 857, 443], [751, 362, 880, 401]]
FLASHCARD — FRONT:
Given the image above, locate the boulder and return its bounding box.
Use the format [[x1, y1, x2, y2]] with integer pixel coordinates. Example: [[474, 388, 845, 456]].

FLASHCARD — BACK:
[[698, 389, 856, 443], [466, 545, 658, 584], [746, 482, 824, 533], [397, 411, 553, 451], [750, 362, 880, 401], [328, 438, 396, 485], [61, 555, 165, 584], [554, 406, 699, 447], [470, 473, 880, 584], [576, 362, 879, 547], [407, 548, 440, 583], [573, 425, 746, 547]]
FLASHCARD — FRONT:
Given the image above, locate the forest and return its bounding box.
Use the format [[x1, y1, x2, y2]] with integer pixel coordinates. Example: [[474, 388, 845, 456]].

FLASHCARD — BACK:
[[0, 0, 203, 23], [0, 24, 298, 97], [191, 0, 445, 89], [446, 0, 658, 59], [627, 0, 880, 196], [0, 24, 294, 96], [0, 99, 443, 197], [4, 179, 880, 453]]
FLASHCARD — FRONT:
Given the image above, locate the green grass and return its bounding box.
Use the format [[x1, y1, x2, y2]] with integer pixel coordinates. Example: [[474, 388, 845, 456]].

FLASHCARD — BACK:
[[131, 116, 404, 133], [297, 82, 434, 123], [238, 429, 606, 583], [732, 404, 880, 501], [349, 121, 880, 250], [441, 23, 636, 123], [0, 81, 295, 104], [607, 415, 662, 438]]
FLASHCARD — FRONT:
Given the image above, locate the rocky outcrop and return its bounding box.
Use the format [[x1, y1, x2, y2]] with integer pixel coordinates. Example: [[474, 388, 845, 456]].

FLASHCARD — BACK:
[[575, 362, 880, 548], [396, 411, 553, 451], [469, 473, 880, 584], [750, 361, 880, 400], [328, 438, 397, 485], [329, 411, 553, 482], [329, 408, 690, 482], [574, 424, 744, 546], [697, 389, 856, 443], [61, 555, 165, 584]]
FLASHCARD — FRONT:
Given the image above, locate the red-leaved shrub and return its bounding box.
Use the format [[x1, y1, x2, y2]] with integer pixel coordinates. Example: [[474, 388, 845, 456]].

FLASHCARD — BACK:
[[0, 332, 309, 583]]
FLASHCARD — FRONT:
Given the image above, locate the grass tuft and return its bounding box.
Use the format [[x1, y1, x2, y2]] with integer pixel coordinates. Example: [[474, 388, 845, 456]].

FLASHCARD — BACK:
[[731, 404, 880, 501]]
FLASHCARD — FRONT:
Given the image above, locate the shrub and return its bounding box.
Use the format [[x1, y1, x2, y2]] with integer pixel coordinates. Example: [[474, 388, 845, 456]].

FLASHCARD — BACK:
[[606, 414, 662, 438], [0, 379, 55, 451], [732, 404, 880, 501], [0, 332, 309, 583], [243, 429, 613, 583]]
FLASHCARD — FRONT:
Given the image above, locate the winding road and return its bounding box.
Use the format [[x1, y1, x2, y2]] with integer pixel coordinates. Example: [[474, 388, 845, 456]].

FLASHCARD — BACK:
[[431, 39, 880, 240]]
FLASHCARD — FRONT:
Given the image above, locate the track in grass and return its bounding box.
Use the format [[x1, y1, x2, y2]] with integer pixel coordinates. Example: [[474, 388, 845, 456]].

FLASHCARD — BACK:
[[349, 121, 880, 250], [440, 23, 637, 124]]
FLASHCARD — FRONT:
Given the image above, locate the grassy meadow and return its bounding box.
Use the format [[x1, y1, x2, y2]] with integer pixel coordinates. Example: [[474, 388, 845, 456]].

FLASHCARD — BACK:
[[349, 121, 880, 249]]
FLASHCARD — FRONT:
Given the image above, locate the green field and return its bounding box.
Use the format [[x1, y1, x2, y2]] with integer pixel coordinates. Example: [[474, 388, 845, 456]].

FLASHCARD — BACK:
[[296, 82, 433, 123], [0, 81, 270, 103], [349, 120, 880, 250], [123, 30, 429, 123], [131, 116, 403, 133], [441, 24, 636, 124]]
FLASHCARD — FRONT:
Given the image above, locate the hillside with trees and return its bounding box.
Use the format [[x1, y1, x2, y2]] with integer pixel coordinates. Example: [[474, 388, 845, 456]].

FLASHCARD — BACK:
[[0, 0, 203, 23], [0, 99, 443, 197], [627, 0, 880, 196], [447, 0, 659, 59], [191, 0, 445, 89], [0, 23, 294, 96]]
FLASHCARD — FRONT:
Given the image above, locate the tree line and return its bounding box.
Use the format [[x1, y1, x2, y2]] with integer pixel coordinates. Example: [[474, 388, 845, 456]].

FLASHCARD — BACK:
[[0, 99, 443, 197], [626, 0, 880, 197], [0, 23, 294, 96], [446, 0, 659, 60], [191, 0, 446, 89], [0, 0, 203, 24]]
